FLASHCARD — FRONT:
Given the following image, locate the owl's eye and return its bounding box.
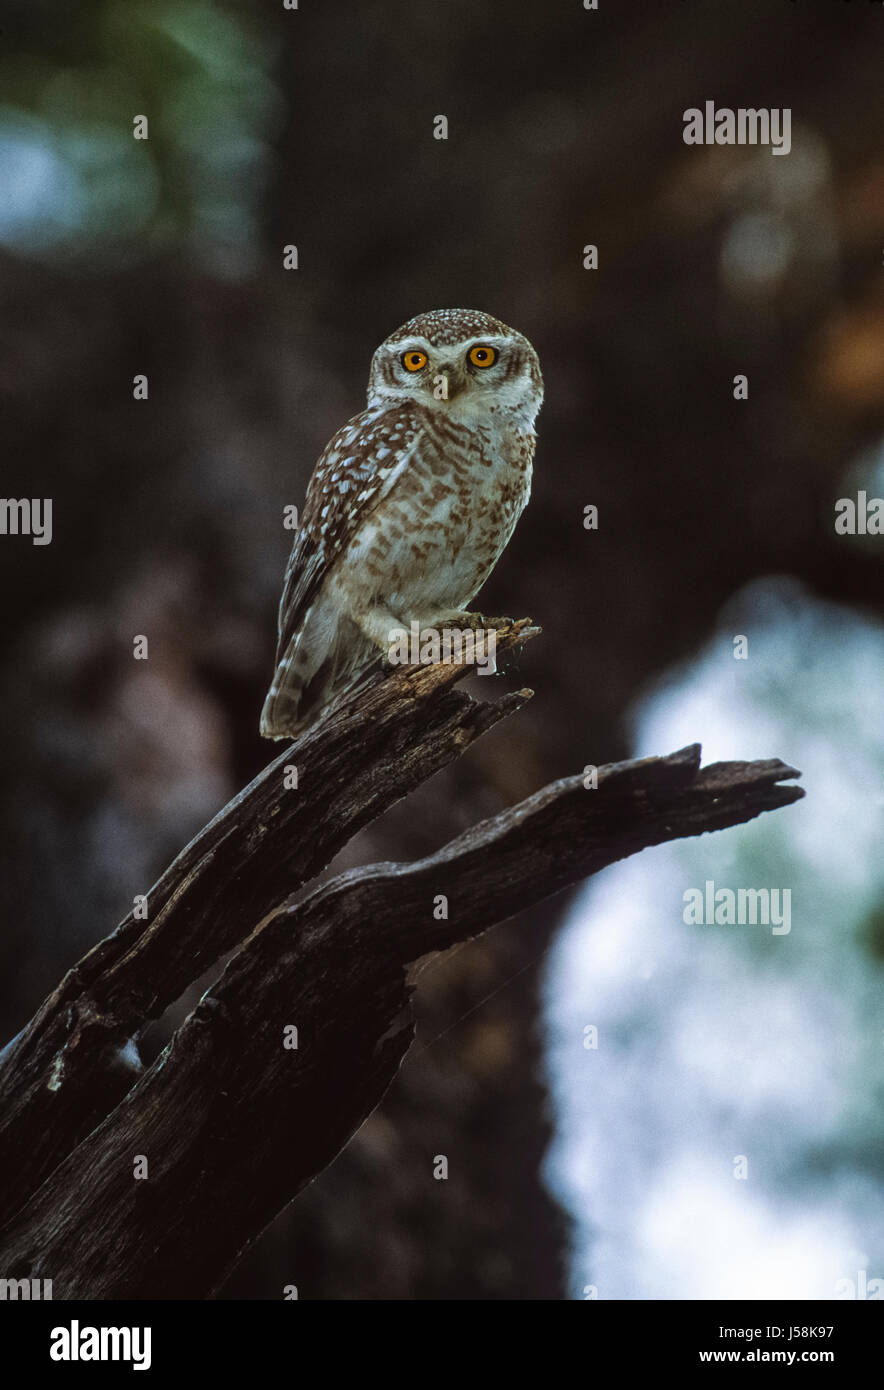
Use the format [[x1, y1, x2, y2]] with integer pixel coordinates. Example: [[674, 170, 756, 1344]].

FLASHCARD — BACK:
[[467, 344, 497, 369], [401, 350, 428, 372]]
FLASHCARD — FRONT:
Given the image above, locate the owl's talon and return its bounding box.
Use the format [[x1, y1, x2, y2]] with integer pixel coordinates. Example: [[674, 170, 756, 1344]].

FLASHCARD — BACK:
[[443, 611, 515, 633], [456, 611, 485, 632], [455, 613, 516, 632]]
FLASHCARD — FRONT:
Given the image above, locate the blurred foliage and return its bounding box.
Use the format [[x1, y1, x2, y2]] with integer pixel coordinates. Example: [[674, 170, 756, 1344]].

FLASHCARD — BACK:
[[0, 1, 279, 270], [546, 583, 884, 1297]]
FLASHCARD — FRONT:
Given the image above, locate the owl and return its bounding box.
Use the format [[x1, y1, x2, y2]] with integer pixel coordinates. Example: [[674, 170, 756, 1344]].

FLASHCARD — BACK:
[[260, 308, 544, 739]]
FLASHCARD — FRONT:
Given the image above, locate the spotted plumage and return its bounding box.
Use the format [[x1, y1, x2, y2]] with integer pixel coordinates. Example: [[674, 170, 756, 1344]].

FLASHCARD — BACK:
[[260, 308, 543, 738]]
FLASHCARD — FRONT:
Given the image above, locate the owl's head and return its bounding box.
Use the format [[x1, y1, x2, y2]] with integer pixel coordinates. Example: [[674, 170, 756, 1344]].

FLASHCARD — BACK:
[[367, 308, 543, 427]]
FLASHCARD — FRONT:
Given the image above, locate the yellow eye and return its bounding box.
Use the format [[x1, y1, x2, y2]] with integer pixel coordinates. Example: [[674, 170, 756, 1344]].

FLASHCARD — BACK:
[[401, 350, 428, 372], [468, 344, 497, 369]]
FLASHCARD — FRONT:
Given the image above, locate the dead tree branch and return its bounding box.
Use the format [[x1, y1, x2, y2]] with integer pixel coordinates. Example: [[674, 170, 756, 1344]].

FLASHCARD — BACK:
[[0, 623, 803, 1297], [0, 621, 538, 1229]]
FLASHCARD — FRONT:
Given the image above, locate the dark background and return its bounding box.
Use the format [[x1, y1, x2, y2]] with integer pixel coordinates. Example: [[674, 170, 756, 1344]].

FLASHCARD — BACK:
[[0, 0, 882, 1298]]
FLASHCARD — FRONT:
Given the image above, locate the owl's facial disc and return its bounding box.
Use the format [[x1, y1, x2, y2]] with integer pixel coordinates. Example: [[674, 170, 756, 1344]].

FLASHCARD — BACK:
[[368, 322, 543, 425], [398, 336, 508, 401]]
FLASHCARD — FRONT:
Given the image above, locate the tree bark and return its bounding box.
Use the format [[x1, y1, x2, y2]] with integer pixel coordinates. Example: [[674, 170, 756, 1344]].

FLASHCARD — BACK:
[[0, 625, 803, 1298]]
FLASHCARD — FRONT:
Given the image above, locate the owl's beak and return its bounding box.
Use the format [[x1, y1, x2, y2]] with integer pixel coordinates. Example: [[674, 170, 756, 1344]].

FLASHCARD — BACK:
[[433, 362, 468, 400]]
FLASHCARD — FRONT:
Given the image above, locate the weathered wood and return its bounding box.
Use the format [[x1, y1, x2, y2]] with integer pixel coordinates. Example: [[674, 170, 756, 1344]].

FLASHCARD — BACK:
[[0, 740, 801, 1298], [0, 622, 538, 1229]]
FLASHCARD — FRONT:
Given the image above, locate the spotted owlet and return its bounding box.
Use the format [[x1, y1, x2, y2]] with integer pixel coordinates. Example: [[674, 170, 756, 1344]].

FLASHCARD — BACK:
[[260, 308, 543, 739]]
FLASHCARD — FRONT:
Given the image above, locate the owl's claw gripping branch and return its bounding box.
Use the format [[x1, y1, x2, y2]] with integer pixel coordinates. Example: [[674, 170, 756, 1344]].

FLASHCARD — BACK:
[[445, 612, 518, 632], [0, 625, 803, 1298]]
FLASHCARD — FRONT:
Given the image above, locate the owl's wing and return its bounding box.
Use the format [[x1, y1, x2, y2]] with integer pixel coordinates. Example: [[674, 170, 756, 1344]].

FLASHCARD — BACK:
[[273, 401, 423, 663]]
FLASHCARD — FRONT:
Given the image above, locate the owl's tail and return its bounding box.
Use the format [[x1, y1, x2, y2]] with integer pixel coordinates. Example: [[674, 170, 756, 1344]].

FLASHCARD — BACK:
[[259, 610, 379, 740]]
